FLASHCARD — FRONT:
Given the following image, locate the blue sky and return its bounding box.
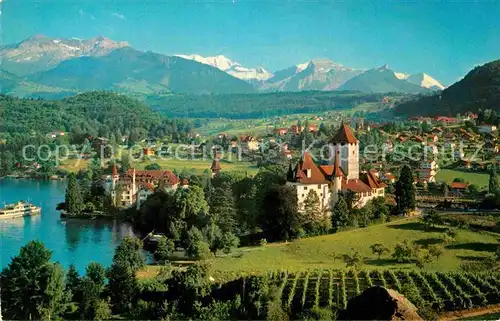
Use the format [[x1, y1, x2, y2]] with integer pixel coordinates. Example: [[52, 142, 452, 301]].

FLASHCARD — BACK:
[[2, 0, 500, 85]]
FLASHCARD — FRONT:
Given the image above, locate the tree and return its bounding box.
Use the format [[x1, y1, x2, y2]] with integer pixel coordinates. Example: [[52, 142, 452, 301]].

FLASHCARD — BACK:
[[65, 173, 84, 214], [120, 153, 132, 174], [145, 163, 162, 170], [260, 185, 301, 242], [331, 195, 350, 231], [421, 209, 443, 228], [1, 241, 67, 320], [65, 264, 81, 300], [184, 226, 212, 260], [428, 244, 444, 260], [370, 243, 389, 260], [303, 190, 321, 223], [154, 237, 175, 264], [489, 167, 500, 195], [392, 240, 414, 263], [113, 236, 146, 273], [220, 232, 240, 254], [207, 185, 238, 233], [107, 261, 137, 314], [79, 263, 107, 319], [395, 165, 416, 214], [93, 299, 112, 320], [342, 250, 363, 270]]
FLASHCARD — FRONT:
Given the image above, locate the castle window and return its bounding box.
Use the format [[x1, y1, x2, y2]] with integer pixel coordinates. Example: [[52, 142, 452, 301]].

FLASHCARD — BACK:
[[306, 169, 312, 178], [317, 185, 321, 189], [304, 186, 308, 190]]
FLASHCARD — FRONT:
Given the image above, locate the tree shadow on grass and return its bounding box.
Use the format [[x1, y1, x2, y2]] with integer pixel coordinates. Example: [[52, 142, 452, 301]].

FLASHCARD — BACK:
[[446, 242, 498, 252], [456, 255, 489, 261], [389, 222, 448, 232], [413, 237, 444, 246], [363, 258, 400, 266]]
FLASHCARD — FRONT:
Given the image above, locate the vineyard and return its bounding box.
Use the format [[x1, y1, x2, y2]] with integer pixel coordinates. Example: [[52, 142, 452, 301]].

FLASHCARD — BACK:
[[260, 269, 500, 317]]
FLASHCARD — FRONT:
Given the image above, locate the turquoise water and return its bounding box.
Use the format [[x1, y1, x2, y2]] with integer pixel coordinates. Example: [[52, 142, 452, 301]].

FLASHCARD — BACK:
[[0, 179, 137, 273]]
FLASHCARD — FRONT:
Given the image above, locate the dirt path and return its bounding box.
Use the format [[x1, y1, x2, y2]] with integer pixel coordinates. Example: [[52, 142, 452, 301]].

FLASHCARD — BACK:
[[438, 304, 500, 321]]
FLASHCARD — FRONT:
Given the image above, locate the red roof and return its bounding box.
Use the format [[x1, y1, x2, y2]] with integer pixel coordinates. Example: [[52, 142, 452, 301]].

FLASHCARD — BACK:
[[112, 164, 118, 176], [450, 182, 468, 189], [292, 152, 329, 184], [138, 182, 155, 192], [342, 178, 372, 193], [331, 123, 358, 144], [332, 149, 343, 177], [123, 169, 179, 185], [361, 171, 387, 189], [211, 159, 221, 171]]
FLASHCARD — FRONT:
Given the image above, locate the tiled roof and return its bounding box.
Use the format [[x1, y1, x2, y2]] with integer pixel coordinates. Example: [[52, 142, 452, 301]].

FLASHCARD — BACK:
[[450, 182, 468, 189], [361, 171, 387, 189], [331, 123, 358, 144], [342, 178, 372, 193], [123, 169, 179, 185], [291, 152, 329, 184], [138, 182, 155, 192]]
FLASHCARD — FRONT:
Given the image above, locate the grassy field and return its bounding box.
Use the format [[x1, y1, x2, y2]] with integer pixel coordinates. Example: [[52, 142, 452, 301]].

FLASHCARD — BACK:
[[59, 156, 258, 175], [210, 218, 498, 274], [435, 169, 489, 189], [140, 217, 499, 278]]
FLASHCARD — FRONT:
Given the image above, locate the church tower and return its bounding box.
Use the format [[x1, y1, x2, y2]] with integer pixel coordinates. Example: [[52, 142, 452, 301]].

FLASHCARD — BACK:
[[330, 147, 343, 204], [331, 123, 359, 180]]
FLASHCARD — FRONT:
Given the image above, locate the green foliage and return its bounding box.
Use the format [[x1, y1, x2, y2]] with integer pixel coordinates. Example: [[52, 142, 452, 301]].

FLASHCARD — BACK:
[[145, 162, 162, 170], [392, 240, 414, 263], [331, 195, 350, 231], [65, 173, 85, 214], [260, 184, 301, 242], [370, 243, 390, 260], [112, 236, 146, 272], [342, 250, 363, 270], [0, 241, 68, 320], [154, 237, 176, 264], [395, 165, 416, 213], [185, 226, 212, 260], [421, 210, 444, 228], [106, 261, 138, 313]]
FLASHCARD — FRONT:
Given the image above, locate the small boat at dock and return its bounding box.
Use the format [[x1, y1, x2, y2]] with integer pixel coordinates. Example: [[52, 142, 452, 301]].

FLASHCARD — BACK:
[[0, 201, 41, 219]]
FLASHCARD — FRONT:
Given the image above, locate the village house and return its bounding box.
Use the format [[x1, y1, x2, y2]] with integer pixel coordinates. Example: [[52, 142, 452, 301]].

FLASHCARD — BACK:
[[274, 128, 289, 136], [241, 135, 259, 151], [108, 165, 187, 209], [286, 124, 386, 211], [477, 124, 497, 134], [450, 182, 468, 195], [417, 160, 439, 183], [46, 131, 66, 139]]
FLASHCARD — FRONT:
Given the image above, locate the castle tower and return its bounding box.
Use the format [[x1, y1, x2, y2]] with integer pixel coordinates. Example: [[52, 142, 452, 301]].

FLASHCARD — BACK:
[[111, 163, 119, 190], [331, 123, 359, 180], [210, 157, 221, 178]]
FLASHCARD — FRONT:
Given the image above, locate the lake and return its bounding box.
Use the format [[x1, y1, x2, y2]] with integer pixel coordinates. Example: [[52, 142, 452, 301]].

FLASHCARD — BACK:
[[0, 179, 138, 273]]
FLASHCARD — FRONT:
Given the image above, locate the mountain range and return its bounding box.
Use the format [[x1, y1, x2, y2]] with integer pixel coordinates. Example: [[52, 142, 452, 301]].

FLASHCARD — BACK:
[[394, 59, 500, 116], [0, 35, 445, 97]]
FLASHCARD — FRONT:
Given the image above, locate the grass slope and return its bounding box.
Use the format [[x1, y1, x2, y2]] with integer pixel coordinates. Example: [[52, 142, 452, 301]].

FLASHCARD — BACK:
[[435, 169, 489, 189], [212, 218, 498, 274]]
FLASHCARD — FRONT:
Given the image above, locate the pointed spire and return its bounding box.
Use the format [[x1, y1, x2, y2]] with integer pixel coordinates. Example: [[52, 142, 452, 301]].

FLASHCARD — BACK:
[[112, 163, 118, 176], [331, 122, 358, 144], [332, 147, 343, 178]]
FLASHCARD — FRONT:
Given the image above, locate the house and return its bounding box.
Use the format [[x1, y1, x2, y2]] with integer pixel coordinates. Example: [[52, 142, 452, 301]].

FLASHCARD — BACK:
[[143, 147, 155, 156], [274, 128, 288, 136], [461, 132, 474, 141], [307, 125, 318, 133], [108, 165, 184, 209], [46, 131, 66, 139], [424, 143, 439, 156], [431, 127, 444, 135], [483, 142, 498, 154], [450, 182, 468, 194], [286, 124, 386, 210], [417, 160, 439, 183], [435, 116, 458, 124], [412, 135, 425, 145], [241, 135, 259, 151], [428, 135, 439, 143], [477, 124, 497, 134], [383, 173, 396, 184]]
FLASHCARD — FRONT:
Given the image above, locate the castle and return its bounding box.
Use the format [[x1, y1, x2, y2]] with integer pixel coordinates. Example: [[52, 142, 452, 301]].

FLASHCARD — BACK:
[[286, 123, 386, 210], [109, 165, 188, 209]]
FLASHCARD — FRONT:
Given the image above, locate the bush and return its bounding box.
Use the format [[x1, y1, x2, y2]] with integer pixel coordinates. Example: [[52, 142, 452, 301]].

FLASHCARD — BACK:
[[260, 238, 268, 246]]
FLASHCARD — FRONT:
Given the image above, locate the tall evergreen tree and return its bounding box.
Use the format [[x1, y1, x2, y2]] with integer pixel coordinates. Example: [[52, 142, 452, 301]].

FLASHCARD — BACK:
[[1, 241, 67, 320], [489, 165, 500, 195], [65, 173, 84, 214], [259, 185, 300, 242], [395, 165, 416, 214], [331, 195, 350, 231]]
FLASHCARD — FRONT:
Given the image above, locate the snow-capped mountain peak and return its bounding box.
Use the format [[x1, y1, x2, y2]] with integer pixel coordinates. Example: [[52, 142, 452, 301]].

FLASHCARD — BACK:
[[406, 72, 445, 90], [175, 54, 273, 81]]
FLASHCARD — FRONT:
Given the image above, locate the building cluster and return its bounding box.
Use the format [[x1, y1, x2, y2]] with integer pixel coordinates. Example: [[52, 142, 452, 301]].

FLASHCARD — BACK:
[[286, 124, 386, 210]]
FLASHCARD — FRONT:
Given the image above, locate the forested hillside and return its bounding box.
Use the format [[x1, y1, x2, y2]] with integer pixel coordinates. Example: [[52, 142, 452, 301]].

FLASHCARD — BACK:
[[395, 60, 500, 116], [146, 91, 395, 118], [0, 91, 192, 137]]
